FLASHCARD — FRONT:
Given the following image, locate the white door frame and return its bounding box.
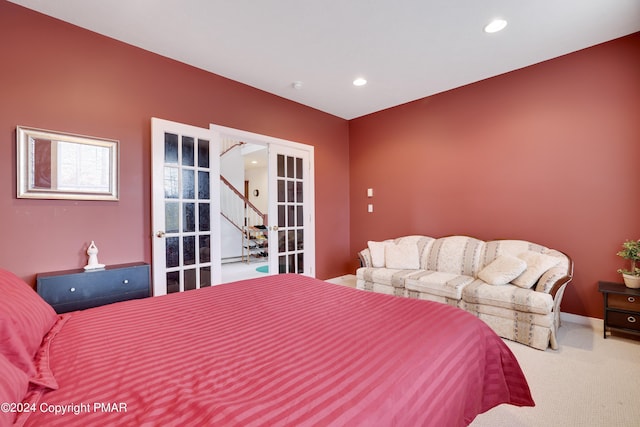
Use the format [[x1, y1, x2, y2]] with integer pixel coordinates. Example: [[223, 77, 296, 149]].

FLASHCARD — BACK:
[[210, 124, 316, 277]]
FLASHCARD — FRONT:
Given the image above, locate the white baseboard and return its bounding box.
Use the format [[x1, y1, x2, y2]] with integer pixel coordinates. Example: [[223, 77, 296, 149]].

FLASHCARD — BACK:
[[560, 312, 602, 330]]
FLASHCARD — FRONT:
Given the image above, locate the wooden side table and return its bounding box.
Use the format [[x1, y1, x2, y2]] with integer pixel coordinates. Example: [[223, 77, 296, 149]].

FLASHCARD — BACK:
[[598, 281, 640, 339]]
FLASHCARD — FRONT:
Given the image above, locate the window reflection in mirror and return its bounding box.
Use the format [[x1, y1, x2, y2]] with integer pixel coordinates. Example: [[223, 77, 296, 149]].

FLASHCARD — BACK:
[[17, 126, 119, 200]]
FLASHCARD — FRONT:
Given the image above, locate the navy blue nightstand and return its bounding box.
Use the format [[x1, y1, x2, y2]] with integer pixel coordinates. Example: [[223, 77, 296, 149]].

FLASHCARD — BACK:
[[37, 262, 150, 314]]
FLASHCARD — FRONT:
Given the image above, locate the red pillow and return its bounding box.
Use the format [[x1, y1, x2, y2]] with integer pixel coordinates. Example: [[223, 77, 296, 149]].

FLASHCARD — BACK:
[[0, 269, 58, 376], [0, 352, 29, 426]]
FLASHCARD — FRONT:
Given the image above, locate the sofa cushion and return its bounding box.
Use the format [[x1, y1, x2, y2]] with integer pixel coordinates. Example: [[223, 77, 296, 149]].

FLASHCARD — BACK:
[[423, 236, 484, 276], [357, 267, 425, 288], [405, 271, 475, 300], [460, 303, 555, 350], [385, 243, 420, 269], [462, 279, 553, 315], [356, 279, 407, 297], [512, 251, 561, 289], [477, 255, 527, 285], [461, 301, 554, 328], [406, 290, 457, 306]]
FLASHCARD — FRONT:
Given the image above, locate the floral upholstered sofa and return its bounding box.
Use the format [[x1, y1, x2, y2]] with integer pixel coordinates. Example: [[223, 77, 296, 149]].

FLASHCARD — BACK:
[[356, 235, 573, 350]]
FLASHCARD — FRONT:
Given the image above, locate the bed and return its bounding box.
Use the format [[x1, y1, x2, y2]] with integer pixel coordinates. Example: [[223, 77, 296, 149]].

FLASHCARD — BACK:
[[0, 269, 534, 426]]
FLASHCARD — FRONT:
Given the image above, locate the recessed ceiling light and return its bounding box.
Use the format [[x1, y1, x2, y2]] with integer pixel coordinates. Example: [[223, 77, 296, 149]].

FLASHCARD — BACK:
[[484, 19, 507, 33], [353, 78, 367, 87]]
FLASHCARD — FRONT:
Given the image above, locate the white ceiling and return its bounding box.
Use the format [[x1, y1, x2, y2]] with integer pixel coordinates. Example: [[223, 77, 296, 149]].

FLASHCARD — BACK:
[[9, 0, 640, 120]]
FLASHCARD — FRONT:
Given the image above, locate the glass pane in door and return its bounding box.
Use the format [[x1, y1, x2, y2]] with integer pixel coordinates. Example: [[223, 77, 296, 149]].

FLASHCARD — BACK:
[[161, 131, 213, 293], [276, 153, 305, 274]]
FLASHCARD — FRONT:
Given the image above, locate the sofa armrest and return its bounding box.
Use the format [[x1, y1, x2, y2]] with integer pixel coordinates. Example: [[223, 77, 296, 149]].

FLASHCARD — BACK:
[[549, 274, 572, 300], [535, 251, 573, 297], [358, 248, 372, 268]]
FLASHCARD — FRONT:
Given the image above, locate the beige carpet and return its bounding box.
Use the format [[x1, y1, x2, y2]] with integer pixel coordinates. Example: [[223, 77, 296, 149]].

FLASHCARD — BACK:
[[471, 318, 640, 427]]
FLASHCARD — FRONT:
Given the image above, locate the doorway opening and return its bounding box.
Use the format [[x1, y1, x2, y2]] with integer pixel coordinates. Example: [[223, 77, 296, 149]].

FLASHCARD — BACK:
[[151, 118, 315, 295], [219, 140, 269, 283], [212, 123, 315, 284]]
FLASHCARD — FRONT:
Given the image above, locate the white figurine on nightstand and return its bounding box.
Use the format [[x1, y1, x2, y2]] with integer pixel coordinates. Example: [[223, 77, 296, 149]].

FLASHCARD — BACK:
[[84, 241, 105, 270]]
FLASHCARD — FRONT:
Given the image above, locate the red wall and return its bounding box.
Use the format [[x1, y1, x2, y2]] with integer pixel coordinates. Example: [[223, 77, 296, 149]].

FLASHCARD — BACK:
[[3, 1, 639, 320], [349, 33, 640, 319], [0, 2, 351, 282]]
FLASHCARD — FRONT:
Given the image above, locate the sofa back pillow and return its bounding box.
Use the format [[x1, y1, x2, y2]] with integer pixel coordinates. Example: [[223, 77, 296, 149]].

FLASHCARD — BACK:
[[367, 241, 390, 267], [481, 240, 547, 267], [477, 255, 527, 286], [425, 236, 484, 276], [385, 243, 421, 269], [541, 249, 571, 275], [367, 236, 433, 268], [512, 251, 561, 289]]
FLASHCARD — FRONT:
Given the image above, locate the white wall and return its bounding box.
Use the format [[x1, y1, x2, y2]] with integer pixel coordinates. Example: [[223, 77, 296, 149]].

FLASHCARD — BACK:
[[246, 166, 268, 215], [220, 149, 244, 259]]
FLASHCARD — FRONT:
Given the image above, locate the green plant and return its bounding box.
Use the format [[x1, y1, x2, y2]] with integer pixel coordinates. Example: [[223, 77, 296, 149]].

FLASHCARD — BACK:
[[616, 239, 640, 276]]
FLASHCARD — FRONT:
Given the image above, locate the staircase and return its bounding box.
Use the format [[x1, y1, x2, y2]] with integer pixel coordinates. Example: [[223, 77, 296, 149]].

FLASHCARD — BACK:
[[219, 138, 268, 263], [220, 138, 268, 263], [220, 175, 267, 231]]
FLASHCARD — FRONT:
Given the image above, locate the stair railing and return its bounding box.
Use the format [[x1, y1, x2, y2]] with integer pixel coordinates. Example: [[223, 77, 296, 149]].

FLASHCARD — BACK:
[[220, 176, 267, 232]]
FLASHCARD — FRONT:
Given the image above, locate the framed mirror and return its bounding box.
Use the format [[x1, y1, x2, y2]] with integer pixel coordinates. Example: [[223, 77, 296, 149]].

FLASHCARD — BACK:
[[17, 126, 119, 201]]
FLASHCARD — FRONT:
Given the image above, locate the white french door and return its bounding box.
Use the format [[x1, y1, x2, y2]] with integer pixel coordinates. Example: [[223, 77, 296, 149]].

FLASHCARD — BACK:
[[211, 124, 315, 278], [151, 119, 314, 295], [269, 144, 315, 275], [151, 118, 221, 296]]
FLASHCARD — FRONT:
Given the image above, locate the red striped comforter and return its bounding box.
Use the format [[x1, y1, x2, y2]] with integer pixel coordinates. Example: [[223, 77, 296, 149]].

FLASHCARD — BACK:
[[18, 274, 533, 426]]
